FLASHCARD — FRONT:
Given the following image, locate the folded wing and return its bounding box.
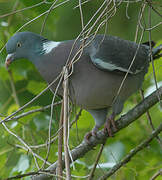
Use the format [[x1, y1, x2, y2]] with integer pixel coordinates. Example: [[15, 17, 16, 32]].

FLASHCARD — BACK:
[[87, 35, 150, 74]]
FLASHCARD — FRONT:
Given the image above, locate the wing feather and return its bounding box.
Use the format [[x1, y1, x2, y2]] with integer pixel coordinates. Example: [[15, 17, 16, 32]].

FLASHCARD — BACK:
[[87, 35, 150, 74]]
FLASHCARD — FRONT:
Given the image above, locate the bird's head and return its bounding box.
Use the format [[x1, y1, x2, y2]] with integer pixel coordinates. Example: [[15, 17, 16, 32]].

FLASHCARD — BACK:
[[5, 31, 48, 68]]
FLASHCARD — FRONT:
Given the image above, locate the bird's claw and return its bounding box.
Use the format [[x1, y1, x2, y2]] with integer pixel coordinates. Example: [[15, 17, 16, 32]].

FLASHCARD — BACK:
[[104, 114, 117, 137], [84, 129, 98, 144]]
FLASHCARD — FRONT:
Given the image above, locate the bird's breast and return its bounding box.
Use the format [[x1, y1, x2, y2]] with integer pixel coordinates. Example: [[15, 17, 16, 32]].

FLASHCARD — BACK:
[[35, 43, 146, 110]]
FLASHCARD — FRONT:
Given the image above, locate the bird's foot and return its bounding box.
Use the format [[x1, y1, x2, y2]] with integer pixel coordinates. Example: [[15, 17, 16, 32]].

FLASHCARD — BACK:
[[104, 113, 117, 137], [84, 126, 98, 143], [84, 130, 97, 140]]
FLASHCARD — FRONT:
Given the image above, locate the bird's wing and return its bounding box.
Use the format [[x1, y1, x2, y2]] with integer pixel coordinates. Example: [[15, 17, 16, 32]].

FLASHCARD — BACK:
[[87, 35, 150, 74]]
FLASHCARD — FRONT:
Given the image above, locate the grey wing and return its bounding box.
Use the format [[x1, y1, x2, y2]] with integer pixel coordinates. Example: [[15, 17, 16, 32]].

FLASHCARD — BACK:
[[87, 35, 150, 74]]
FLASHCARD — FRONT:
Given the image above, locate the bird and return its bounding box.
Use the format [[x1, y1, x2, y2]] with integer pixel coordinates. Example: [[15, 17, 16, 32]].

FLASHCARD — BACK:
[[5, 31, 162, 139]]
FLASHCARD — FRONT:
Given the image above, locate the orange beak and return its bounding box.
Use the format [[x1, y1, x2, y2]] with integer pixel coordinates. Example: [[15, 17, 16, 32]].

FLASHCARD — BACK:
[[5, 53, 14, 68]]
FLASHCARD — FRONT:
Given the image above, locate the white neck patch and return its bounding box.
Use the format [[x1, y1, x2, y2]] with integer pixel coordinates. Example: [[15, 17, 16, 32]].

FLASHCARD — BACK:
[[42, 41, 61, 54]]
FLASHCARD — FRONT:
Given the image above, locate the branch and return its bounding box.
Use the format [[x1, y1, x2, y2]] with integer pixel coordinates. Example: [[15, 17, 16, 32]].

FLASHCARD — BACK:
[[150, 169, 162, 180], [145, 0, 162, 18], [88, 143, 105, 180], [57, 104, 64, 179], [5, 101, 62, 122], [0, 74, 62, 124], [32, 86, 162, 180], [63, 66, 71, 179], [0, 0, 48, 18], [99, 123, 162, 180], [140, 90, 162, 147], [4, 170, 65, 180]]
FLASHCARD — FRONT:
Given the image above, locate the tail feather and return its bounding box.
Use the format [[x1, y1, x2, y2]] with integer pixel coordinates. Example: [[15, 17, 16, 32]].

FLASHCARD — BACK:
[[142, 41, 162, 60], [152, 44, 162, 59], [142, 41, 156, 48]]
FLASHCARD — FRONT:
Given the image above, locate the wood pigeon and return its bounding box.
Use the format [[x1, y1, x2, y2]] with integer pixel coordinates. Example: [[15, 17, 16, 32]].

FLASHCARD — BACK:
[[5, 32, 162, 138]]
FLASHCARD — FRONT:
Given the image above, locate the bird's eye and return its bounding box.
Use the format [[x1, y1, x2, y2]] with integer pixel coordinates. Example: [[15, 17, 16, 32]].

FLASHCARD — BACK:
[[17, 42, 21, 47]]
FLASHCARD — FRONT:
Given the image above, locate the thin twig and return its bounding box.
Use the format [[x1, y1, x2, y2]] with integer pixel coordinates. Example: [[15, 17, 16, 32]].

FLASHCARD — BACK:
[[134, 2, 146, 42], [43, 73, 64, 169], [88, 143, 106, 180], [1, 73, 62, 124], [69, 109, 82, 128], [40, 0, 59, 35], [5, 101, 62, 122], [148, 6, 161, 106], [140, 89, 162, 147], [4, 170, 65, 180], [17, 107, 81, 151], [63, 66, 71, 179], [1, 121, 40, 170], [4, 171, 44, 180], [79, 0, 84, 40], [0, 0, 47, 18], [113, 29, 145, 106], [29, 108, 81, 150], [74, 0, 92, 9], [67, 0, 119, 79], [145, 0, 162, 18], [15, 144, 51, 166], [7, 0, 19, 26], [0, 0, 71, 55], [57, 103, 64, 180], [125, 1, 130, 19]]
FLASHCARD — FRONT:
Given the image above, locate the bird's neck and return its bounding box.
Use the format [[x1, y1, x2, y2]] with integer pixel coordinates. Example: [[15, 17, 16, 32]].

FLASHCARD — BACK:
[[28, 40, 61, 64], [29, 40, 63, 84], [42, 41, 61, 54]]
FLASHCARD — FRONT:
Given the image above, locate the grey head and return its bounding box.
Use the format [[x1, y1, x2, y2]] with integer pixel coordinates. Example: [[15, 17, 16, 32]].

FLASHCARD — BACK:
[[5, 31, 48, 67]]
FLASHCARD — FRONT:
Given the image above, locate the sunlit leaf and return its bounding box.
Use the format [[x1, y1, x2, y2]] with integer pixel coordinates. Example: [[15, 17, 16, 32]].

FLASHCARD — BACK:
[[11, 155, 29, 174], [27, 80, 47, 95]]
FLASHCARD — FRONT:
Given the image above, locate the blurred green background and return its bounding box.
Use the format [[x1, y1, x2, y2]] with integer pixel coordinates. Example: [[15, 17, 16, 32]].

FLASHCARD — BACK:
[[0, 0, 162, 179]]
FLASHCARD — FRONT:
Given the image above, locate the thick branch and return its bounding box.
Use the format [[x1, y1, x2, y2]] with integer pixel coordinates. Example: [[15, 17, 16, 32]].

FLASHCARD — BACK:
[[32, 86, 162, 180]]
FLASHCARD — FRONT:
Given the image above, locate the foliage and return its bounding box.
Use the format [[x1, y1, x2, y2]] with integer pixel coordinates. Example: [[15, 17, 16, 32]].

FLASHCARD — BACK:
[[0, 0, 162, 179]]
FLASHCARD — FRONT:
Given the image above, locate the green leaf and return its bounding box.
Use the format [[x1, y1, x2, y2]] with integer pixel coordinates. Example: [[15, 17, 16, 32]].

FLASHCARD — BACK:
[[27, 80, 47, 95], [0, 67, 9, 81], [11, 155, 29, 174], [103, 142, 125, 163], [7, 104, 19, 115], [33, 113, 49, 131]]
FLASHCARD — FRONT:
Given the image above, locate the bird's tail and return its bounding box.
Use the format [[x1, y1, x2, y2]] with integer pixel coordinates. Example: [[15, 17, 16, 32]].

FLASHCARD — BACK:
[[143, 41, 162, 60], [152, 44, 162, 60]]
